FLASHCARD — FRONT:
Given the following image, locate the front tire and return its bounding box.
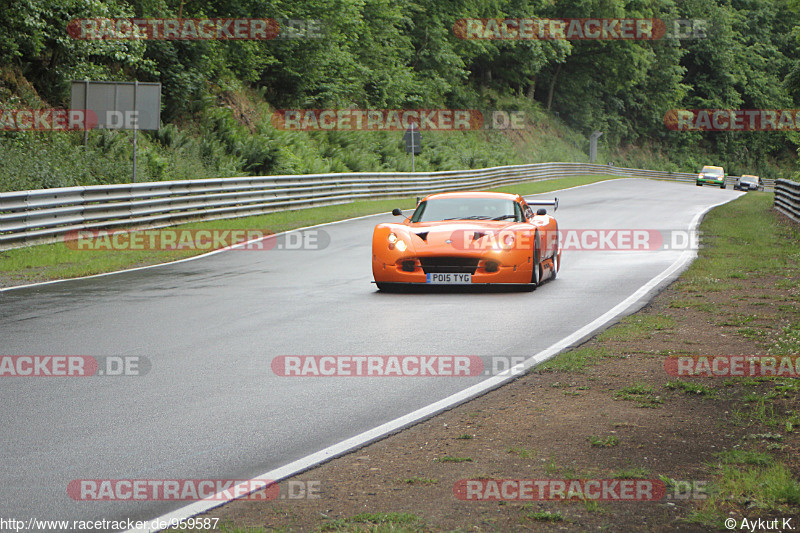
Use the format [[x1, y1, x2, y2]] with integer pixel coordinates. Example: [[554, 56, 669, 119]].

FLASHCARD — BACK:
[[551, 249, 559, 280], [530, 230, 541, 287]]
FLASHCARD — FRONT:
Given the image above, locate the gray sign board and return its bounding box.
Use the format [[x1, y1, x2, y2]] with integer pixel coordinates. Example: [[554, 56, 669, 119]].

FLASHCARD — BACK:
[[71, 81, 161, 130], [403, 127, 421, 154]]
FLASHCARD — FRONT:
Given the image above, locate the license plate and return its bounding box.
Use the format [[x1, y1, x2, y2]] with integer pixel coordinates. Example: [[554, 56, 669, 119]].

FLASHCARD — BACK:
[[426, 273, 472, 284]]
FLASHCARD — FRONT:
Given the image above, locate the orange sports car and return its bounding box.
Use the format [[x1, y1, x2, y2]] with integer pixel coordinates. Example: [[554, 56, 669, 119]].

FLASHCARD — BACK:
[[372, 191, 560, 291]]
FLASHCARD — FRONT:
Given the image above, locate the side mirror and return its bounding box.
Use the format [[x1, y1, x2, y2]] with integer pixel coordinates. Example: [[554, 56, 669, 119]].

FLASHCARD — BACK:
[[536, 208, 547, 216], [392, 208, 404, 216]]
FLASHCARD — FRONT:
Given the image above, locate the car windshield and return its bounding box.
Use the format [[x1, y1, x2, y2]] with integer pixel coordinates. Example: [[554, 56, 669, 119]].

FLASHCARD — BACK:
[[411, 198, 520, 222], [741, 176, 757, 183], [702, 167, 723, 176]]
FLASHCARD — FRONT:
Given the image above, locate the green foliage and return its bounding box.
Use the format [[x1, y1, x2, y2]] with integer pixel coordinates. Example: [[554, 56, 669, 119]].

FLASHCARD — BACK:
[[614, 382, 664, 408], [523, 510, 563, 522], [587, 435, 620, 447], [665, 379, 718, 398], [1, 0, 799, 190]]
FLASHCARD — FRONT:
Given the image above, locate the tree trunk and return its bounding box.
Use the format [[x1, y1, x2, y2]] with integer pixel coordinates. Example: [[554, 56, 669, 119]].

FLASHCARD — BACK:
[[527, 76, 536, 100], [546, 64, 561, 111]]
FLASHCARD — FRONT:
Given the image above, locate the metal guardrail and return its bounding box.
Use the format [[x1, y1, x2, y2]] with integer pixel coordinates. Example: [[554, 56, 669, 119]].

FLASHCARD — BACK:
[[0, 162, 777, 250], [774, 178, 800, 224]]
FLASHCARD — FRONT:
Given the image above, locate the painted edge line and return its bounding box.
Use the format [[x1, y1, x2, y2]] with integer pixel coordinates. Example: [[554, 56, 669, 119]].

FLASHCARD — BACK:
[[0, 176, 624, 293], [123, 188, 738, 533]]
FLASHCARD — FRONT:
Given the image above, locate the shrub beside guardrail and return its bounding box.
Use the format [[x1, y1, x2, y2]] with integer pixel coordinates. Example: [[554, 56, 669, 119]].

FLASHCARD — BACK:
[[774, 178, 800, 224], [0, 162, 777, 250]]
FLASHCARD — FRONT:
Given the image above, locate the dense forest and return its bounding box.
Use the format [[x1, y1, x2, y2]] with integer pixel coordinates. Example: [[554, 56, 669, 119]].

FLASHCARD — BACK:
[[1, 0, 799, 191]]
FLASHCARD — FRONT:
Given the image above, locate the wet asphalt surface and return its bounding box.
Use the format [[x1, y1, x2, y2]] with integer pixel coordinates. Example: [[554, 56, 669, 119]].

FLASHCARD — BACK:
[[0, 179, 742, 529]]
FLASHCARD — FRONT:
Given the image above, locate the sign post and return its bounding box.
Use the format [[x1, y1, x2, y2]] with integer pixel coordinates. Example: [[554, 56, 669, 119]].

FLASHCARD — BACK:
[[403, 123, 422, 172], [589, 130, 603, 163], [133, 81, 138, 182]]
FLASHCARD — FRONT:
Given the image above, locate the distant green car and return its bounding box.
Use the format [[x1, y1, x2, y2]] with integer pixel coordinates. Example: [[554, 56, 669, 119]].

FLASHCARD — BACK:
[[696, 165, 727, 189]]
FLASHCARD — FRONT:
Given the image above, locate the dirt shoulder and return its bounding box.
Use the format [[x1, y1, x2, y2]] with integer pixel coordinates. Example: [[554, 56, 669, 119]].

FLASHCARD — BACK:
[[197, 198, 800, 532]]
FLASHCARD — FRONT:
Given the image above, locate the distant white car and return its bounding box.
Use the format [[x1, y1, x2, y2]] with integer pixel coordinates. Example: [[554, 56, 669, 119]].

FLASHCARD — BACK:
[[734, 175, 763, 191]]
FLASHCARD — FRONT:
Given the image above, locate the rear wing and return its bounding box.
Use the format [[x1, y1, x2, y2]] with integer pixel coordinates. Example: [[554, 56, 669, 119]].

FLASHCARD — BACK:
[[526, 197, 559, 212]]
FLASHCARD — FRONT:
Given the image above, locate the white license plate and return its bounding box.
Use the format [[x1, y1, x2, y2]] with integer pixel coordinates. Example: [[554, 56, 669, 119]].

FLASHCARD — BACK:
[[426, 273, 472, 284]]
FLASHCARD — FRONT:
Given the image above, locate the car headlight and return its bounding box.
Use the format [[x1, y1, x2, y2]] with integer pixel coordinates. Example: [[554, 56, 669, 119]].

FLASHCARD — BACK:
[[388, 232, 407, 251]]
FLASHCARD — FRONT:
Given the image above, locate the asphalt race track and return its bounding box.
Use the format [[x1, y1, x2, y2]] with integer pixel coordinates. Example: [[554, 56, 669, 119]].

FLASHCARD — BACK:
[[0, 179, 743, 530]]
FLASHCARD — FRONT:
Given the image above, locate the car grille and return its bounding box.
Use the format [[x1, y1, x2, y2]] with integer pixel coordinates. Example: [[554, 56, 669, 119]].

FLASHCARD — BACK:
[[419, 257, 480, 274]]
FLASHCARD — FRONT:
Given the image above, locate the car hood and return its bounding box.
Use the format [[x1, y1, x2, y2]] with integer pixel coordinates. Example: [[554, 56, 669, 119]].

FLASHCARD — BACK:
[[397, 220, 524, 249]]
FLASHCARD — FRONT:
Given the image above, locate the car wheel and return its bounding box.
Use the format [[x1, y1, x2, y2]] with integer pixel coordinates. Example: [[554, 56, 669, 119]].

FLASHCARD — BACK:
[[530, 231, 541, 287], [696, 182, 702, 186], [551, 249, 559, 280]]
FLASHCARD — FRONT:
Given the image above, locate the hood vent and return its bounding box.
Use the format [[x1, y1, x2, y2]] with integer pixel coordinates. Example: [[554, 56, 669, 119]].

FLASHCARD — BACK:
[[413, 231, 429, 241]]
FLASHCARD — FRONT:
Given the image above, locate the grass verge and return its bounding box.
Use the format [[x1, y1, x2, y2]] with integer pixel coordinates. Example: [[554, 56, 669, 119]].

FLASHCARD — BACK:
[[532, 191, 800, 529]]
